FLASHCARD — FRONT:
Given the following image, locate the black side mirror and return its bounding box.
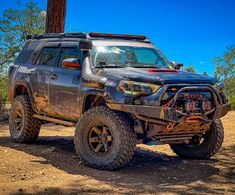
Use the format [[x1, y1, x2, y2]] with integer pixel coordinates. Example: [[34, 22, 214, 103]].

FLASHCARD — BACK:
[[171, 61, 183, 70], [79, 40, 93, 51]]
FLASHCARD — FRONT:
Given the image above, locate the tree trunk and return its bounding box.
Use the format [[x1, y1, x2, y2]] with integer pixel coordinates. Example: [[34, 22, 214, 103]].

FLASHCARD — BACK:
[[45, 0, 66, 33]]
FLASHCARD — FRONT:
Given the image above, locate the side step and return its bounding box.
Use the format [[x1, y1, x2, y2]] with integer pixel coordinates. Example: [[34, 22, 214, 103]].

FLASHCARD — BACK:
[[33, 114, 76, 127]]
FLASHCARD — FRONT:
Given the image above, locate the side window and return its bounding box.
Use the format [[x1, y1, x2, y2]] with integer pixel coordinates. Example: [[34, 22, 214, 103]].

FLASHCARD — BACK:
[[36, 47, 59, 66], [15, 40, 41, 64], [59, 47, 81, 67]]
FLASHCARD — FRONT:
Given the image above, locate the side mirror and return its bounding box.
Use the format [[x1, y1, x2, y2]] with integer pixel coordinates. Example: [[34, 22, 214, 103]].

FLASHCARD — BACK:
[[171, 61, 183, 70], [79, 40, 93, 51], [62, 58, 81, 69]]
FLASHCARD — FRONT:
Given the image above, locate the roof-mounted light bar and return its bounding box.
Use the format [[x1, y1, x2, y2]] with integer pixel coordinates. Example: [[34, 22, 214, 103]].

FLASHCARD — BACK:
[[89, 32, 147, 40]]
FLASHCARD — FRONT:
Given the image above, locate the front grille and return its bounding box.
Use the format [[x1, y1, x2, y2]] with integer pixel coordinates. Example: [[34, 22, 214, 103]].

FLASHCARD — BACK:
[[161, 87, 215, 115]]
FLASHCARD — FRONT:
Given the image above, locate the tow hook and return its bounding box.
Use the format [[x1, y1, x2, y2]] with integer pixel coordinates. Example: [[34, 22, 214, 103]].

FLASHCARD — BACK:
[[167, 122, 175, 130]]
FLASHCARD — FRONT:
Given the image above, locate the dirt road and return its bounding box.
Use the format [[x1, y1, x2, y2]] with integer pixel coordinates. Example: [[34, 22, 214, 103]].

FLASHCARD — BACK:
[[0, 112, 234, 194]]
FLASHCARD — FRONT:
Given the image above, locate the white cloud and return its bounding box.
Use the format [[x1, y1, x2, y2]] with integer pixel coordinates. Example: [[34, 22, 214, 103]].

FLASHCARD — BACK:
[[199, 61, 205, 64]]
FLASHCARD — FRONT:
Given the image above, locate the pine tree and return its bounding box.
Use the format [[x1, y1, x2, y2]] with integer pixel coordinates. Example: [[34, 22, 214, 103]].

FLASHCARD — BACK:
[[45, 0, 66, 33]]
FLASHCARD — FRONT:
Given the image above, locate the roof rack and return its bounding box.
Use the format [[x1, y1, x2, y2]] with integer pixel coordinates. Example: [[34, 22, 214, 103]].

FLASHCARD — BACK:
[[27, 32, 87, 40], [89, 32, 148, 41], [26, 32, 149, 42]]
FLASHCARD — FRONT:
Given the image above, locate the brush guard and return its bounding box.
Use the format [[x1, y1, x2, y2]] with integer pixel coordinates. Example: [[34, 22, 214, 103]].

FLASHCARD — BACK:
[[107, 86, 231, 124]]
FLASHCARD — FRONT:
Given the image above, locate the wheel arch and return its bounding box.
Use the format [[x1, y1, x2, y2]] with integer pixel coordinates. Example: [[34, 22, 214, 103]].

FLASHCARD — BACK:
[[82, 93, 107, 113], [13, 81, 37, 112], [81, 92, 135, 128]]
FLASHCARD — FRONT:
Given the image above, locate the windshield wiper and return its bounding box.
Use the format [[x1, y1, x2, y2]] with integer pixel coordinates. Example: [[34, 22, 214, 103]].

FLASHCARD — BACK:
[[96, 64, 126, 68], [130, 65, 159, 68]]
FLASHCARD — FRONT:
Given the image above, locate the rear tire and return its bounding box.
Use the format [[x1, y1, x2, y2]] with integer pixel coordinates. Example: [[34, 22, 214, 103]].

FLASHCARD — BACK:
[[170, 119, 224, 159], [74, 106, 137, 170], [9, 95, 41, 143]]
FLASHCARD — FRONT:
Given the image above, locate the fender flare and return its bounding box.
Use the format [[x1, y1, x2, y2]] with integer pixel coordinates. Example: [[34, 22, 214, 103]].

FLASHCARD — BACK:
[[13, 81, 37, 112], [81, 89, 110, 114]]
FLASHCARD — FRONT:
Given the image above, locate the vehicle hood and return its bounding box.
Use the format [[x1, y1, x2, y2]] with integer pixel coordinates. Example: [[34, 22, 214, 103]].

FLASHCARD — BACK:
[[98, 67, 217, 85]]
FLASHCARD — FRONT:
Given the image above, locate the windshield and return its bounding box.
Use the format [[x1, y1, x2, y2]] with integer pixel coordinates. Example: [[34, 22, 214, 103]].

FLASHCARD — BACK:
[[90, 46, 171, 68]]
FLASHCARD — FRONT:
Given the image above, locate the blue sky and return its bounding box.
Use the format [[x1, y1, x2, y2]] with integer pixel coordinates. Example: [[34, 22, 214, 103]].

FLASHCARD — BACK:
[[1, 0, 235, 75]]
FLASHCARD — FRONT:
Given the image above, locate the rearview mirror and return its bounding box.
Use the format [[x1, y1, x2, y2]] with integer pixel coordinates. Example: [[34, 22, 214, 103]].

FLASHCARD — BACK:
[[171, 61, 183, 70], [62, 58, 81, 69]]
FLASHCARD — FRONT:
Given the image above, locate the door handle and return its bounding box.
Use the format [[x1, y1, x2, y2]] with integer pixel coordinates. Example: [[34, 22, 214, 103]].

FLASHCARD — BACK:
[[50, 73, 58, 80]]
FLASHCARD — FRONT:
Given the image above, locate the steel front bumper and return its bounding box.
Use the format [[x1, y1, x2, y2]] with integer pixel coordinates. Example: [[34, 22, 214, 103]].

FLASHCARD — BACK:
[[107, 102, 231, 123], [108, 85, 231, 124]]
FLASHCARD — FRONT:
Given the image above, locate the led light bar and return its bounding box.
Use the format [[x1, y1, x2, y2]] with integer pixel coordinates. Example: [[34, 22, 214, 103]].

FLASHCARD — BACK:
[[89, 32, 147, 40]]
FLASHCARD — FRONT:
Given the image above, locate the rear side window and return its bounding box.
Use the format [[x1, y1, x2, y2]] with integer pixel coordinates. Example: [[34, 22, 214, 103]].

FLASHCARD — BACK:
[[15, 40, 41, 64], [59, 47, 81, 67], [36, 47, 59, 66]]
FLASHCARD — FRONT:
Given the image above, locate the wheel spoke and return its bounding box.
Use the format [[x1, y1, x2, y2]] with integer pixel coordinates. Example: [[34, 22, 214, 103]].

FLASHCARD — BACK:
[[92, 127, 102, 135], [103, 142, 108, 152], [106, 135, 112, 142], [89, 136, 99, 143], [15, 118, 22, 123], [103, 126, 108, 135], [94, 142, 103, 152], [16, 110, 22, 117], [16, 123, 21, 131]]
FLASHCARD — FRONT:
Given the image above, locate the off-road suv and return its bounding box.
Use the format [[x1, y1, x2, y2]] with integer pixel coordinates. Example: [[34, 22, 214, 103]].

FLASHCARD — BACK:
[[8, 32, 230, 170]]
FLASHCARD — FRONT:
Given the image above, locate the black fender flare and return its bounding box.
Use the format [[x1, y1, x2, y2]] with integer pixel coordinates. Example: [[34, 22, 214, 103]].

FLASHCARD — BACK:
[[13, 81, 37, 112], [81, 89, 110, 114]]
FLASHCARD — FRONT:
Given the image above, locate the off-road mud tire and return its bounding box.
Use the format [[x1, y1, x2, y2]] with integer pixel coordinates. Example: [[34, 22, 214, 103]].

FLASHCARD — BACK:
[[170, 119, 224, 159], [9, 95, 41, 143], [74, 106, 137, 170]]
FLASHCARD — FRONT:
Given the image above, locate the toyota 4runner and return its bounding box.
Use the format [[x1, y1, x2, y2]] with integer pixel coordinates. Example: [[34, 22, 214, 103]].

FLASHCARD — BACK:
[[8, 32, 230, 170]]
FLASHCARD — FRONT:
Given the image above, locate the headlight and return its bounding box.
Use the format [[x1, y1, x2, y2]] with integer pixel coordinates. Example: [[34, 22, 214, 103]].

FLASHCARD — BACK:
[[118, 80, 161, 95], [213, 82, 225, 91]]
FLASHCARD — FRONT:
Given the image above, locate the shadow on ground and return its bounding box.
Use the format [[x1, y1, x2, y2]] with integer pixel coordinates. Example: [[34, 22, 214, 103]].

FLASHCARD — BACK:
[[1, 135, 234, 194]]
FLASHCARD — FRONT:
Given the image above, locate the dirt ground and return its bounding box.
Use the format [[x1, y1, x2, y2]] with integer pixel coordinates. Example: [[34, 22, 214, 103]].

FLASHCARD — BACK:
[[0, 112, 234, 195]]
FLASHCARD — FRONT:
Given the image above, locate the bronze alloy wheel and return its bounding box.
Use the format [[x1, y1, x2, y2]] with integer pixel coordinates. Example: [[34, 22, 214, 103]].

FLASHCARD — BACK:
[[9, 95, 41, 143], [87, 124, 113, 154], [74, 106, 137, 170]]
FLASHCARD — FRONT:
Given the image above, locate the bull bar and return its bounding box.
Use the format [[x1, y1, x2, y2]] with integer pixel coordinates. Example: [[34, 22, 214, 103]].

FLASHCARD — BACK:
[[107, 86, 231, 124]]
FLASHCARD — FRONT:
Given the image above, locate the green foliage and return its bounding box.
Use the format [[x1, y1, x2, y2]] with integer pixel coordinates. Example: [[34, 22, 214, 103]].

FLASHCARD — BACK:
[[214, 46, 235, 109], [0, 0, 46, 70], [0, 0, 45, 104], [0, 73, 8, 105], [183, 65, 197, 73], [202, 71, 209, 76]]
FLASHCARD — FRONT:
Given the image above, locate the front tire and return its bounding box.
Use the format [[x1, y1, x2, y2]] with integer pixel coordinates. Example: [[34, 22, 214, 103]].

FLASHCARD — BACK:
[[9, 95, 41, 143], [170, 119, 224, 159], [74, 106, 137, 170]]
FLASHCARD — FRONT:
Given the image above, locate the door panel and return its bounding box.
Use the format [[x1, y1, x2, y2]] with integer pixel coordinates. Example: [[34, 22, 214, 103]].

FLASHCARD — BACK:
[[30, 47, 60, 114], [30, 66, 53, 114], [49, 47, 81, 120]]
